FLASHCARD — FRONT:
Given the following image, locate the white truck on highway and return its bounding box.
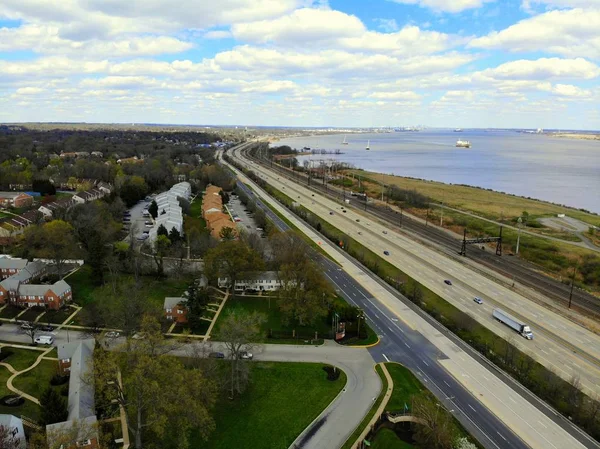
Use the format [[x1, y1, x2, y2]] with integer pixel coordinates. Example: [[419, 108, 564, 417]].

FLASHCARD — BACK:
[[492, 309, 534, 340]]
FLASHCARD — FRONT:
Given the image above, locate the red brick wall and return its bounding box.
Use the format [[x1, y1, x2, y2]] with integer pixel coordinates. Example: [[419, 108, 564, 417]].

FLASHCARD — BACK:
[[0, 285, 7, 305], [13, 194, 33, 208], [165, 305, 188, 324]]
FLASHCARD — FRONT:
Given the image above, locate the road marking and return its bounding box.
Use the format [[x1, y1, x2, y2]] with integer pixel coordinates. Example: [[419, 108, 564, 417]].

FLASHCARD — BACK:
[[508, 396, 517, 404], [468, 404, 476, 412], [496, 432, 507, 441], [383, 353, 390, 362], [404, 342, 410, 348], [421, 359, 429, 367], [443, 381, 451, 387], [537, 420, 547, 429]]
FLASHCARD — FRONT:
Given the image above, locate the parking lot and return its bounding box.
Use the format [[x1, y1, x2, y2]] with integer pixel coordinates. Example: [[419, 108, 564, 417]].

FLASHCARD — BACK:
[[226, 194, 264, 237], [122, 195, 154, 242]]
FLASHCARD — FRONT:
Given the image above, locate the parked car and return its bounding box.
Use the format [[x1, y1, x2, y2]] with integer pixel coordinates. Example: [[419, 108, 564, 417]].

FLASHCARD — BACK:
[[209, 352, 225, 359], [137, 234, 149, 241], [105, 331, 120, 338], [144, 220, 152, 225], [145, 224, 153, 228], [34, 335, 53, 345], [383, 250, 390, 256], [444, 279, 453, 286], [473, 297, 483, 304], [41, 324, 55, 332], [239, 351, 253, 360], [20, 322, 33, 330]]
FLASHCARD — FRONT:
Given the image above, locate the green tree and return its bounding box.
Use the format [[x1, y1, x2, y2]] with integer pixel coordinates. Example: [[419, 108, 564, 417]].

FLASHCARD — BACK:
[[118, 175, 148, 207], [168, 227, 181, 243], [151, 234, 171, 276], [218, 226, 236, 241], [411, 395, 457, 449], [204, 240, 264, 289], [186, 283, 210, 333], [22, 220, 80, 278], [217, 310, 266, 398], [149, 200, 158, 219], [93, 316, 217, 449], [40, 387, 68, 425], [157, 224, 168, 237]]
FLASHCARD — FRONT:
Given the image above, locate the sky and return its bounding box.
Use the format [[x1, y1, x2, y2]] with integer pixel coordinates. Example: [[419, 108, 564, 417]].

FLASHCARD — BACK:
[[0, 0, 599, 129]]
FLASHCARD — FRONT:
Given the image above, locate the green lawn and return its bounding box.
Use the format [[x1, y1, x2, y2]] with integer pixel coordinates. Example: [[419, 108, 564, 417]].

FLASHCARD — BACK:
[[17, 306, 46, 322], [384, 363, 425, 413], [0, 365, 42, 422], [42, 307, 76, 325], [197, 362, 346, 449], [371, 428, 415, 449], [13, 359, 60, 400], [1, 347, 43, 372], [212, 296, 331, 343], [68, 265, 192, 309], [0, 305, 23, 319]]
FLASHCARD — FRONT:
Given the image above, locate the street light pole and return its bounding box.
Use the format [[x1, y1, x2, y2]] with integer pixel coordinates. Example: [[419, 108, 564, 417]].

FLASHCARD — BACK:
[[568, 264, 578, 308], [516, 217, 523, 255]]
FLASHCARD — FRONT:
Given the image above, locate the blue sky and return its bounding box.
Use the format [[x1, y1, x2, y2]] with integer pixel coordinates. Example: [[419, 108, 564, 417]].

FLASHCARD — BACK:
[[0, 0, 598, 129]]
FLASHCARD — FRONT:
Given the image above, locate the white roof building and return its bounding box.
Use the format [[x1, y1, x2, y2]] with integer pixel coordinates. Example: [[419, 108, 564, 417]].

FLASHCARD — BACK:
[[148, 182, 191, 242]]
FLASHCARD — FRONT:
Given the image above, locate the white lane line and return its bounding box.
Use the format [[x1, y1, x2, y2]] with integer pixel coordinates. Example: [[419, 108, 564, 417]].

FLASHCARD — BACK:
[[468, 404, 476, 412], [508, 396, 517, 404], [443, 380, 451, 387], [497, 432, 507, 441], [421, 359, 430, 367], [383, 353, 390, 362], [537, 420, 547, 429], [404, 342, 411, 348]]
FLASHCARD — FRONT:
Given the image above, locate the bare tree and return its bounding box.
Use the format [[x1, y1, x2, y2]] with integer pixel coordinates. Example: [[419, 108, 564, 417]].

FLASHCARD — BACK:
[[0, 424, 21, 449], [21, 321, 41, 344], [216, 310, 266, 399], [411, 395, 457, 449]]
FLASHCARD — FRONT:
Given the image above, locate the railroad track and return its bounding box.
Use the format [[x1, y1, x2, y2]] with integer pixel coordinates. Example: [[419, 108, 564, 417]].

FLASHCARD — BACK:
[[240, 145, 600, 319]]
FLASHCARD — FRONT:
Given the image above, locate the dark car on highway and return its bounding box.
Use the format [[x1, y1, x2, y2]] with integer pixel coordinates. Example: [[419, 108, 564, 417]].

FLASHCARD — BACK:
[[383, 250, 390, 256], [444, 279, 452, 285]]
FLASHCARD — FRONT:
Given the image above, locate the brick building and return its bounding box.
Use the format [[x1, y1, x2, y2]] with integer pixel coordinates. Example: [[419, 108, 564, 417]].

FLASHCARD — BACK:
[[0, 192, 34, 208]]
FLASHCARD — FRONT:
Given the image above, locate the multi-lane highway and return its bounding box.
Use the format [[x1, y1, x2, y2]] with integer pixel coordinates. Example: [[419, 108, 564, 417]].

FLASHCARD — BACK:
[[222, 145, 599, 449], [234, 145, 600, 397]]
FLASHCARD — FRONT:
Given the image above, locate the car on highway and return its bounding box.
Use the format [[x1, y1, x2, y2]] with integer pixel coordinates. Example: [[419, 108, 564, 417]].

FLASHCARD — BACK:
[[312, 194, 314, 197], [474, 297, 483, 304], [105, 331, 120, 338], [343, 210, 346, 213], [358, 231, 362, 235], [444, 279, 453, 285], [34, 335, 53, 345], [329, 211, 334, 215], [383, 250, 390, 256], [209, 352, 225, 359], [239, 351, 253, 360], [356, 219, 360, 222], [383, 231, 388, 234]]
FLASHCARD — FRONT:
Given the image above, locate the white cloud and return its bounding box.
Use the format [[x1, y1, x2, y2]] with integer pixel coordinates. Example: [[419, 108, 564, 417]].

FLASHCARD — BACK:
[[552, 83, 591, 97], [204, 30, 232, 39], [388, 0, 495, 13], [470, 8, 600, 59], [374, 18, 399, 32], [480, 58, 600, 80]]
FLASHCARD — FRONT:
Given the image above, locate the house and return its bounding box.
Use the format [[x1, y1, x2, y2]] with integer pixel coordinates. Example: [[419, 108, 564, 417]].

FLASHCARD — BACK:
[[97, 181, 112, 195], [91, 151, 103, 158], [48, 339, 99, 449], [164, 297, 188, 323], [38, 197, 75, 218], [201, 185, 236, 240], [0, 257, 28, 280], [0, 279, 72, 310], [0, 192, 34, 208], [0, 414, 26, 449], [73, 189, 104, 205], [117, 156, 143, 164], [206, 213, 237, 240], [218, 271, 282, 292]]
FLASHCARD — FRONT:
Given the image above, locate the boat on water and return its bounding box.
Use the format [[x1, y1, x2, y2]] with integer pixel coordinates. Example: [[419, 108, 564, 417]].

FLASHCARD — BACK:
[[454, 128, 463, 132], [456, 139, 471, 148], [342, 135, 348, 145], [365, 140, 370, 150]]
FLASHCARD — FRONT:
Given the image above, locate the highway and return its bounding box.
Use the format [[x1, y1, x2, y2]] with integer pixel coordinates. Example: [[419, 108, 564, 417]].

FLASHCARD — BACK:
[[223, 145, 599, 449], [234, 146, 600, 397]]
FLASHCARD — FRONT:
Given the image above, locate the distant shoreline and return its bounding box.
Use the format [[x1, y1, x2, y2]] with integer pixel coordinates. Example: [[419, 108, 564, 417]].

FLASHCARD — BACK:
[[548, 133, 600, 141]]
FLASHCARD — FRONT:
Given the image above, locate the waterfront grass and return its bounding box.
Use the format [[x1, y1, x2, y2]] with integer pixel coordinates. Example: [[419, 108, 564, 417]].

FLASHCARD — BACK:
[[197, 362, 346, 449]]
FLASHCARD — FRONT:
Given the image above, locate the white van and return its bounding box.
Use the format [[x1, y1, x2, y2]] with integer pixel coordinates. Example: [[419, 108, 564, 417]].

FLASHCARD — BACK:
[[34, 335, 54, 345]]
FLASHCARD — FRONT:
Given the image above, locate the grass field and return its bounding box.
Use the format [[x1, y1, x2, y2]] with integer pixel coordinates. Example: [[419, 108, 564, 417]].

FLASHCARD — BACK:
[[384, 363, 425, 413], [17, 306, 45, 322], [0, 365, 42, 421], [212, 296, 331, 343], [42, 307, 76, 325], [68, 265, 192, 309], [371, 429, 415, 449], [348, 169, 600, 225], [1, 347, 44, 372], [197, 362, 346, 449], [13, 359, 60, 400], [0, 305, 23, 319]]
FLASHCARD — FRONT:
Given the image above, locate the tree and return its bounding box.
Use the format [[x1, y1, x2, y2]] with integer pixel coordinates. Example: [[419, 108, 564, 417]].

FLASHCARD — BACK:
[[157, 224, 168, 237], [217, 310, 266, 398], [0, 424, 21, 449], [118, 175, 148, 207], [93, 316, 217, 449], [219, 226, 236, 241], [204, 240, 264, 289], [411, 395, 457, 449], [278, 257, 332, 326], [40, 387, 68, 425], [454, 437, 478, 449], [22, 220, 80, 279], [21, 321, 41, 344], [186, 283, 210, 333], [168, 227, 181, 243], [177, 196, 191, 215], [151, 234, 171, 276], [149, 200, 158, 219], [32, 178, 56, 196]]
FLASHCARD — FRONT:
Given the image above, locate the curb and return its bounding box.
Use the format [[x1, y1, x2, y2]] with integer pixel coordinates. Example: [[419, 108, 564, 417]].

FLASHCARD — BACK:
[[348, 335, 381, 349]]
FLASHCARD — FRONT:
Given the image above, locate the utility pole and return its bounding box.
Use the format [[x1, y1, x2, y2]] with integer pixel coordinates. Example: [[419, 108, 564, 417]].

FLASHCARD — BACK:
[[568, 264, 578, 308], [425, 207, 430, 227], [515, 216, 523, 255], [440, 203, 444, 227], [381, 173, 384, 202], [400, 208, 403, 228]]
